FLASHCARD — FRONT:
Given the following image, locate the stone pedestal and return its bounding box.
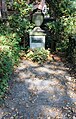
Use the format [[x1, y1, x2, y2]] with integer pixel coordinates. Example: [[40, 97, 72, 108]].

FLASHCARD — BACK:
[[29, 27, 46, 49]]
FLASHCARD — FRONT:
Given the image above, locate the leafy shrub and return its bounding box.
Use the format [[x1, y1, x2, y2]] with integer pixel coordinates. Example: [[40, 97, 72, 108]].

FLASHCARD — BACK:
[[56, 40, 69, 52], [0, 33, 21, 64], [26, 48, 50, 64], [0, 32, 21, 98], [0, 51, 13, 97], [8, 0, 34, 37]]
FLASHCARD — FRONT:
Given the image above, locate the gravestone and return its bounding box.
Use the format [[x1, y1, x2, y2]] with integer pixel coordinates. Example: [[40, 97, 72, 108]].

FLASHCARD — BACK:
[[30, 11, 46, 49]]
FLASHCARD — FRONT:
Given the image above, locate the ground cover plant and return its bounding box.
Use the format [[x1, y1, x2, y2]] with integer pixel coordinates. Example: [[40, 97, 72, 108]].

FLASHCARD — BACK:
[[26, 48, 51, 64]]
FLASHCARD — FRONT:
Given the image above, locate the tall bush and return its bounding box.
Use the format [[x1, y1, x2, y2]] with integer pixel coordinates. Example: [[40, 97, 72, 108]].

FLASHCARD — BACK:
[[8, 0, 34, 37], [47, 0, 76, 64], [0, 32, 21, 98]]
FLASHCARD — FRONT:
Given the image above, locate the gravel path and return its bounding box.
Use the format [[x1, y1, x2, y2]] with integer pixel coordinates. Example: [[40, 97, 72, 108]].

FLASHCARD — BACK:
[[0, 60, 76, 119]]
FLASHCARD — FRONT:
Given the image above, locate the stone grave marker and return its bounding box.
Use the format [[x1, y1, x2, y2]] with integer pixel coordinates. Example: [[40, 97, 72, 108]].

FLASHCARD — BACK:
[[29, 11, 46, 49]]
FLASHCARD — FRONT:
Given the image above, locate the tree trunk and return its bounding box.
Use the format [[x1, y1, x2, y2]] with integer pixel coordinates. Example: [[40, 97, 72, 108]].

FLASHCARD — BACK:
[[51, 40, 56, 52], [0, 0, 1, 18], [48, 2, 57, 52], [2, 0, 7, 19]]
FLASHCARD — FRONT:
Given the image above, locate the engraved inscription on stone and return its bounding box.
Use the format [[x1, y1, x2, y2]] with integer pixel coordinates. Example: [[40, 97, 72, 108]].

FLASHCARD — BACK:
[[30, 35, 45, 49], [31, 37, 43, 43]]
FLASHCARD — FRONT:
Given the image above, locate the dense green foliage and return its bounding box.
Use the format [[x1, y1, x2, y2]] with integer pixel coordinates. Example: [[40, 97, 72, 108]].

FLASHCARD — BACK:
[[0, 51, 12, 97], [47, 0, 76, 64], [8, 0, 34, 37], [7, 0, 35, 50], [0, 24, 21, 98], [26, 48, 50, 64], [0, 0, 32, 98]]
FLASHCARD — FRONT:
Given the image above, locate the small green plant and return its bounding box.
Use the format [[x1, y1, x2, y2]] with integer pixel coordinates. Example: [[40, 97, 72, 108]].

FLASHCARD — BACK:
[[26, 48, 50, 64]]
